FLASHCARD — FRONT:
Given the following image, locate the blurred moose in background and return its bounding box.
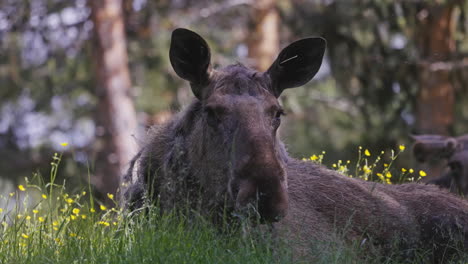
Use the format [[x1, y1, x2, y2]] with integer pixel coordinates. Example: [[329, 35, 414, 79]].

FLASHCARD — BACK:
[[413, 134, 468, 196]]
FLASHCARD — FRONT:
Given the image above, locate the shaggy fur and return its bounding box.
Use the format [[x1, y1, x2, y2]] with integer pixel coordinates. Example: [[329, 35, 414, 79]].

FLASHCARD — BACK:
[[122, 28, 468, 263], [282, 159, 468, 262]]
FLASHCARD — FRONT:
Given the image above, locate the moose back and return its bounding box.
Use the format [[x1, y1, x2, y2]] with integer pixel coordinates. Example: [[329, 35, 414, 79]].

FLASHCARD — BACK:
[[122, 28, 468, 262]]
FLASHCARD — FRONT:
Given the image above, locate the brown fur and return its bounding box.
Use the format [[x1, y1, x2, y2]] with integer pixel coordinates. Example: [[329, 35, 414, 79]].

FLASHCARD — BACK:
[[122, 28, 468, 262], [280, 159, 468, 262]]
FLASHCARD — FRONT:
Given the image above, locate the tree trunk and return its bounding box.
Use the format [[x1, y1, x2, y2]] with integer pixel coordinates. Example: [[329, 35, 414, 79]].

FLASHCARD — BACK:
[[247, 0, 279, 71], [415, 4, 457, 135], [415, 3, 457, 182], [90, 0, 138, 198]]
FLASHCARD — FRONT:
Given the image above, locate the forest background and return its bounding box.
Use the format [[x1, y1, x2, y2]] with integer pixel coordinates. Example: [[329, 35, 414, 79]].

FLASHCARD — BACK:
[[0, 0, 467, 200]]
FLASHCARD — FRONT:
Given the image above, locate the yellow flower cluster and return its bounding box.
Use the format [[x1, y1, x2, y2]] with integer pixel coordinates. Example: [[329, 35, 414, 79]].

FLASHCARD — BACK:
[[1, 182, 121, 251]]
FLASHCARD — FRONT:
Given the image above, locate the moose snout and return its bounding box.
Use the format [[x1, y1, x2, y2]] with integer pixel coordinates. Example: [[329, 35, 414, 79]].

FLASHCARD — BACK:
[[234, 175, 289, 223]]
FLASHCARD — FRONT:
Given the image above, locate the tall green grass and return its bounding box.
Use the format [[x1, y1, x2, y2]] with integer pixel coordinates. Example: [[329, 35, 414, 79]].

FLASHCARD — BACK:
[[0, 145, 466, 264]]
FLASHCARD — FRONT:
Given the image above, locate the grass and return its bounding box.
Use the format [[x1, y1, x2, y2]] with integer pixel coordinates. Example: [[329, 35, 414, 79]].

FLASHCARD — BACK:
[[0, 145, 466, 263], [0, 151, 293, 264], [0, 188, 294, 264]]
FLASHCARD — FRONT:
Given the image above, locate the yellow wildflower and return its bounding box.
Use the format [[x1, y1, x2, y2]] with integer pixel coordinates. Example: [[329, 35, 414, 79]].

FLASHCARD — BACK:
[[310, 155, 318, 161], [60, 142, 68, 147], [98, 221, 110, 227], [70, 215, 76, 220], [81, 215, 87, 219], [18, 185, 26, 191], [363, 165, 371, 174], [52, 221, 59, 226], [90, 208, 96, 213], [72, 208, 80, 215], [409, 168, 414, 174], [419, 170, 427, 177], [401, 168, 407, 173], [107, 193, 114, 200], [33, 209, 39, 214], [70, 233, 77, 237], [82, 191, 86, 196], [21, 233, 29, 239], [66, 198, 74, 204], [38, 217, 45, 222], [26, 215, 31, 221], [9, 192, 14, 197], [332, 163, 337, 168], [399, 145, 406, 151], [376, 173, 384, 180], [100, 205, 107, 211], [42, 194, 47, 199], [364, 149, 371, 156], [0, 208, 3, 213], [385, 171, 392, 178], [384, 163, 388, 167]]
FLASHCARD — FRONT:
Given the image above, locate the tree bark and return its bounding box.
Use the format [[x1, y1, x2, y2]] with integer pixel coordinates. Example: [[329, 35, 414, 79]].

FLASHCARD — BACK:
[[247, 0, 279, 71], [415, 4, 457, 135], [415, 3, 458, 182], [90, 0, 138, 198]]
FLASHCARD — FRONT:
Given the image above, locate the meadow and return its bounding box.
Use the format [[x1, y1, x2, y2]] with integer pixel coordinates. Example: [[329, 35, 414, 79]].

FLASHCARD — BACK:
[[1, 146, 466, 264]]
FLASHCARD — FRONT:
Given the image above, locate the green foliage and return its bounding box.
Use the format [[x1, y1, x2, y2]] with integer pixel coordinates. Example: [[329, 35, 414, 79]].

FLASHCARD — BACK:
[[281, 0, 468, 168]]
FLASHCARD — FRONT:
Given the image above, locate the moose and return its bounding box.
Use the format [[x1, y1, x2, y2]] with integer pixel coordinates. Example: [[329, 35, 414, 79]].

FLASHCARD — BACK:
[[122, 28, 468, 262], [413, 134, 468, 196]]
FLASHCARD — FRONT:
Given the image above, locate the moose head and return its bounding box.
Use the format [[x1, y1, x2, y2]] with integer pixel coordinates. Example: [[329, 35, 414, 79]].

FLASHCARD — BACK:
[[412, 134, 468, 195], [168, 28, 326, 222]]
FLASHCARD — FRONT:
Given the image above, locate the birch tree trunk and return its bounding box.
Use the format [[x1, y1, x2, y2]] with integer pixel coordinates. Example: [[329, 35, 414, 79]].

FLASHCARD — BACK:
[[247, 0, 279, 71], [90, 0, 138, 198]]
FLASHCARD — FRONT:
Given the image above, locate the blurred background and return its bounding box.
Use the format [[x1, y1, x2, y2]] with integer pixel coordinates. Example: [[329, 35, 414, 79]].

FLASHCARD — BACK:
[[0, 0, 467, 199]]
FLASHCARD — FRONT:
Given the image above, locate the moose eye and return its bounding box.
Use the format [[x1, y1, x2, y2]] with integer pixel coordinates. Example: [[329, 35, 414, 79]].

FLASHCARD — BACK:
[[275, 109, 285, 120], [272, 109, 285, 129], [448, 161, 462, 172]]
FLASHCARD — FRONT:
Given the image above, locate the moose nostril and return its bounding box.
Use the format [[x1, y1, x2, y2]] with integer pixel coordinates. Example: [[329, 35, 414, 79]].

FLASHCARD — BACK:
[[235, 180, 256, 207]]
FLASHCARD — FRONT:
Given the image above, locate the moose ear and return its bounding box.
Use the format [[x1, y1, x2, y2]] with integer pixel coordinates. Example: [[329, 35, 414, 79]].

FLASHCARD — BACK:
[[170, 28, 211, 99], [266, 37, 326, 97]]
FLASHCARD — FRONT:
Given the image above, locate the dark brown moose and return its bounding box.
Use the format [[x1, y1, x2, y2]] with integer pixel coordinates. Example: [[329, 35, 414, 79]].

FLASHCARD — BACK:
[[413, 134, 468, 195], [122, 28, 468, 262]]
